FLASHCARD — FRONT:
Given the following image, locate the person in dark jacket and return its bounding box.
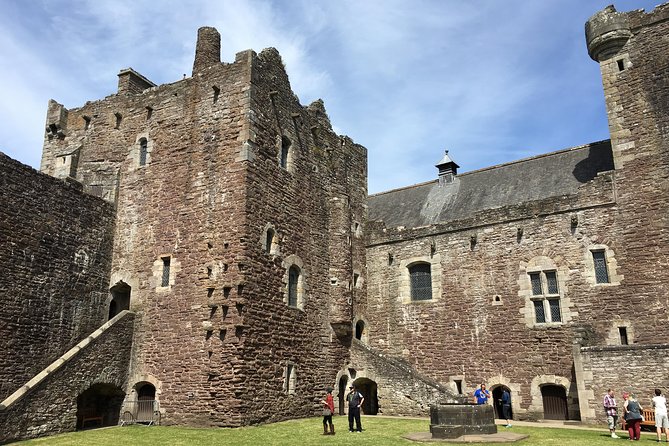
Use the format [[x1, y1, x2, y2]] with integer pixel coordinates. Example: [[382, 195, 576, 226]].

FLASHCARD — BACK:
[[347, 385, 364, 433], [623, 392, 643, 441], [501, 389, 512, 428]]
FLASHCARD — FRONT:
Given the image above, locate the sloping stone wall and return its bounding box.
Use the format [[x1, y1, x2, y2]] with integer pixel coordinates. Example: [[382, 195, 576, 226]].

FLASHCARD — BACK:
[[0, 311, 134, 444], [350, 339, 456, 416]]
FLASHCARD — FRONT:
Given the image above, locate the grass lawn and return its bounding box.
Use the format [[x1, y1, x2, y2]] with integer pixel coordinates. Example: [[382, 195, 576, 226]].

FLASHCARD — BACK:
[[16, 416, 636, 445]]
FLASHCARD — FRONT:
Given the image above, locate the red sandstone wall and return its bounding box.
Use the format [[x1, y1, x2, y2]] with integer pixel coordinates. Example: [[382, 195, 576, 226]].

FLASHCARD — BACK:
[[0, 153, 114, 401]]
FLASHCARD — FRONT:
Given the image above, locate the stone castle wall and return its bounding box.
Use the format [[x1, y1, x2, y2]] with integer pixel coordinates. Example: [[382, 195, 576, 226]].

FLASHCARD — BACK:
[[0, 311, 134, 444], [365, 175, 616, 421], [0, 152, 115, 401], [36, 31, 366, 427], [575, 344, 669, 423]]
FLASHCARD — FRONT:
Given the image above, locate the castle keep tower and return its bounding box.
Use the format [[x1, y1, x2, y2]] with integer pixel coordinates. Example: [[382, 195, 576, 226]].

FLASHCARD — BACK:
[[39, 27, 367, 426]]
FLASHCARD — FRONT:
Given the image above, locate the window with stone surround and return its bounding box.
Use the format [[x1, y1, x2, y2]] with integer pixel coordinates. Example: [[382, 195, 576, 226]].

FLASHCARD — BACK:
[[139, 138, 148, 166], [261, 224, 278, 255], [520, 257, 572, 327], [398, 254, 442, 303], [409, 263, 432, 301], [280, 136, 291, 170], [584, 245, 620, 287], [284, 363, 296, 394], [154, 255, 180, 291], [528, 270, 561, 323], [133, 134, 153, 169], [282, 255, 306, 310]]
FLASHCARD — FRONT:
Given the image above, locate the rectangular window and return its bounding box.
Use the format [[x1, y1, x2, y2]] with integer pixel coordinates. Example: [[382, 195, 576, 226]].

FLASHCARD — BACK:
[[619, 327, 629, 345], [285, 364, 295, 394], [353, 273, 360, 288], [533, 300, 546, 323], [410, 264, 432, 301], [545, 271, 558, 294], [161, 257, 171, 287], [548, 299, 561, 322], [529, 273, 542, 295], [592, 251, 610, 284]]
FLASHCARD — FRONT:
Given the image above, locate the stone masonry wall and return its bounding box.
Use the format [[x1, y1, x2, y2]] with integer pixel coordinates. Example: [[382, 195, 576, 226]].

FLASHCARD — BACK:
[[234, 48, 367, 423], [0, 152, 115, 401], [350, 339, 456, 416], [37, 30, 367, 428], [40, 49, 255, 426], [593, 4, 669, 344], [0, 311, 134, 444], [575, 344, 669, 423], [364, 175, 617, 421]]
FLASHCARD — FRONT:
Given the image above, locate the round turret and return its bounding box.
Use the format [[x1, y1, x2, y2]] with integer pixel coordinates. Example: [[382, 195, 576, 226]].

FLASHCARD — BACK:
[[585, 5, 632, 62]]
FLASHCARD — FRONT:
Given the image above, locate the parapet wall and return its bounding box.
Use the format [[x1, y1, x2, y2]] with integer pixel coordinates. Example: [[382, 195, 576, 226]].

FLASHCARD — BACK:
[[575, 344, 669, 423], [0, 152, 115, 400]]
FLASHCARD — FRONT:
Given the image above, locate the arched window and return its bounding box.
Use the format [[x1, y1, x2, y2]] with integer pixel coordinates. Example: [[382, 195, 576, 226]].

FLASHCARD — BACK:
[[139, 138, 148, 166], [409, 263, 432, 301], [280, 136, 291, 169], [265, 228, 276, 254], [288, 266, 300, 307], [355, 320, 366, 341]]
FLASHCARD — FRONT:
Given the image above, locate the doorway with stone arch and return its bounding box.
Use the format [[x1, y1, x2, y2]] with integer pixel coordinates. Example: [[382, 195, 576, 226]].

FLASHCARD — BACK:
[[109, 281, 131, 320], [491, 385, 513, 420], [76, 383, 125, 429], [352, 377, 379, 415], [338, 375, 348, 415], [541, 384, 568, 420]]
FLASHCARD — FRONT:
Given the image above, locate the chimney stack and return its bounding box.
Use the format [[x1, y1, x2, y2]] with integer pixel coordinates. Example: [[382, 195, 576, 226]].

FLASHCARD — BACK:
[[192, 27, 221, 75]]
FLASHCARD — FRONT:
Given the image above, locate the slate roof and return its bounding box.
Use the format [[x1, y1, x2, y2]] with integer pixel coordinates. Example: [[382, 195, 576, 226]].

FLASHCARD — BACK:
[[368, 140, 614, 229]]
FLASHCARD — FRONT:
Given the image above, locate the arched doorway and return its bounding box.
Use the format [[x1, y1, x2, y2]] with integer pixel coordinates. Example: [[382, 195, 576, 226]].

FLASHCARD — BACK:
[[135, 382, 157, 423], [353, 377, 379, 415], [338, 375, 348, 415], [109, 281, 131, 320], [76, 383, 125, 429], [492, 385, 513, 420], [541, 385, 568, 420], [355, 320, 364, 340]]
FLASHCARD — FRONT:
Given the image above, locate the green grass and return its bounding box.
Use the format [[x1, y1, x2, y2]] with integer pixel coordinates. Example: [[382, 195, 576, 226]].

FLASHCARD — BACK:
[[15, 417, 641, 445]]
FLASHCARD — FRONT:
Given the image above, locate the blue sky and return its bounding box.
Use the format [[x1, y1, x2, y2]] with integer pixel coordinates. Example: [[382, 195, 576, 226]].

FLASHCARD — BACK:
[[0, 0, 660, 194]]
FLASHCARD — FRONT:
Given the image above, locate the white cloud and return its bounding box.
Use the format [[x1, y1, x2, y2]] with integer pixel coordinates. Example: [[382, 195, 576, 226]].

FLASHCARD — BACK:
[[0, 0, 662, 194]]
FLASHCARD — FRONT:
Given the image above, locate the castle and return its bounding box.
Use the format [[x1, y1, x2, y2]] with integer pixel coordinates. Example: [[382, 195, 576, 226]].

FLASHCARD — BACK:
[[2, 3, 669, 442]]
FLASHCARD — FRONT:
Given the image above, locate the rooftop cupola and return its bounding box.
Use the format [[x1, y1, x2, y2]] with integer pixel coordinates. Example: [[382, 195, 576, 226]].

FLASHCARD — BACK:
[[436, 150, 459, 185], [192, 26, 221, 75]]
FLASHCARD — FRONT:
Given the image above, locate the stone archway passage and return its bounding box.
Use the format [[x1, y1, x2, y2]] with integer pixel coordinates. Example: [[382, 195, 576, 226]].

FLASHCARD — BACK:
[[491, 385, 513, 420], [353, 377, 378, 415], [338, 375, 348, 415], [541, 385, 568, 420], [76, 383, 125, 429]]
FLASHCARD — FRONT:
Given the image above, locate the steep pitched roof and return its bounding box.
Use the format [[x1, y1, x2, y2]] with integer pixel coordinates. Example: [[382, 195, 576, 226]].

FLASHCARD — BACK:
[[368, 140, 613, 228]]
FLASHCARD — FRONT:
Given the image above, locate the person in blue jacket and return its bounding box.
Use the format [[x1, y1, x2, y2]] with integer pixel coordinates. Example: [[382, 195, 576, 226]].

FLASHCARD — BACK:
[[474, 383, 490, 405]]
